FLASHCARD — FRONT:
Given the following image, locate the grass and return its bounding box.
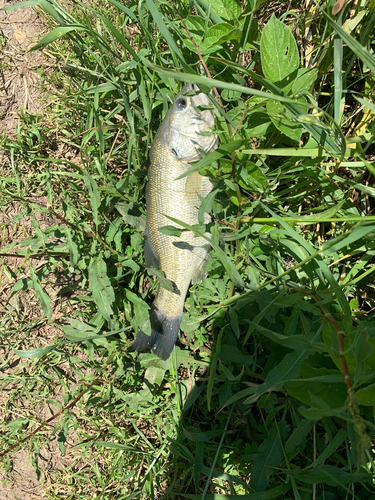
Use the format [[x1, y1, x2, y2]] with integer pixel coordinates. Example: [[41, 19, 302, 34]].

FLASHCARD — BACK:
[[0, 0, 375, 498]]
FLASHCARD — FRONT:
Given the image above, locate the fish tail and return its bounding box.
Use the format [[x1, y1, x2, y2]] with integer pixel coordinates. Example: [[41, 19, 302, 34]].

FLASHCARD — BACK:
[[132, 309, 182, 361]]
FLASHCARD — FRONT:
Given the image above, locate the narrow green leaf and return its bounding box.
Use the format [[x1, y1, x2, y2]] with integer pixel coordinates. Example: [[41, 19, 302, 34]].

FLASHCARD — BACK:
[[144, 0, 186, 65], [321, 10, 375, 74], [148, 268, 175, 292], [307, 429, 347, 469], [13, 343, 59, 359], [251, 423, 284, 491], [333, 28, 344, 124], [30, 265, 52, 320], [322, 224, 375, 255], [95, 441, 149, 453], [178, 484, 291, 499], [125, 290, 151, 336], [285, 419, 314, 455], [286, 465, 370, 486], [158, 225, 187, 237], [88, 255, 115, 322], [30, 26, 87, 51], [84, 174, 101, 229]]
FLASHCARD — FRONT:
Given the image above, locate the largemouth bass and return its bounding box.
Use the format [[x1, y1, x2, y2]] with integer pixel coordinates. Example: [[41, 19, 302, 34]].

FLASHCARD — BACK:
[[132, 83, 218, 360]]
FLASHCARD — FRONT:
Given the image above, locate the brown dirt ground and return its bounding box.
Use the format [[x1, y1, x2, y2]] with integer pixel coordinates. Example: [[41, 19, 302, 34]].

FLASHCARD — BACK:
[[0, 0, 48, 137], [0, 2, 81, 498]]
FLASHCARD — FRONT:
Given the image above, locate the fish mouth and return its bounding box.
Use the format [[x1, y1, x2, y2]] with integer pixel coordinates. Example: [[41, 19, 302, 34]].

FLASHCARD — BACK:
[[181, 83, 211, 108]]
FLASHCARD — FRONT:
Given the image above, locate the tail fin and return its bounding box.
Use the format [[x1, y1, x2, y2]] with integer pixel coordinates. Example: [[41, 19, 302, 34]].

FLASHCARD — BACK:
[[132, 309, 182, 361]]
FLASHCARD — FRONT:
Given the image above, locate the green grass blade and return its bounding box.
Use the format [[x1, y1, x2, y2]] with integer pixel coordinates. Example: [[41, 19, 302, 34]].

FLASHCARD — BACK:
[[321, 9, 375, 73], [29, 26, 88, 51], [144, 0, 187, 66]]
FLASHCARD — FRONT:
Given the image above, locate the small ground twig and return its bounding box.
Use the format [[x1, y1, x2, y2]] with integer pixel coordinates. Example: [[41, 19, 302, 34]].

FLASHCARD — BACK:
[[0, 352, 116, 458]]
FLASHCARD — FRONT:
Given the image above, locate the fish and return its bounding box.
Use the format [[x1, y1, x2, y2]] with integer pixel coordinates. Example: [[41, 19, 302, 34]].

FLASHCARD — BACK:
[[132, 83, 219, 360]]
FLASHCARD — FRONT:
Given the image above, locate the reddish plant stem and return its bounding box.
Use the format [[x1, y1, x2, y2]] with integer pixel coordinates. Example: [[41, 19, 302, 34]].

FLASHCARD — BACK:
[[311, 295, 366, 434], [313, 297, 352, 392], [177, 15, 223, 107], [0, 378, 98, 457]]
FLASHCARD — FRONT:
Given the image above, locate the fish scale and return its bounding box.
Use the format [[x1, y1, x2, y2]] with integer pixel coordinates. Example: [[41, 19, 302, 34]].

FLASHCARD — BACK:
[[132, 84, 218, 360]]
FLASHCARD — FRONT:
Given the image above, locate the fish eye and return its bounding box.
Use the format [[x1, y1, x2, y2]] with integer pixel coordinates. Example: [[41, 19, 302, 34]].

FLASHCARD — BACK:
[[176, 98, 187, 109]]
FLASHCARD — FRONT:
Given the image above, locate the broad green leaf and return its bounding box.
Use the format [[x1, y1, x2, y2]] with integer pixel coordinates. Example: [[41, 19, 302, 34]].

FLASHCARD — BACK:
[[240, 163, 268, 192], [64, 226, 79, 269], [246, 111, 273, 137], [217, 345, 253, 366], [222, 349, 311, 408], [285, 365, 347, 409], [208, 0, 242, 20], [267, 98, 306, 142], [246, 349, 312, 405], [116, 201, 145, 231], [88, 255, 115, 322], [63, 317, 100, 337], [292, 68, 318, 96], [201, 23, 241, 51], [353, 327, 373, 385], [266, 103, 299, 142], [182, 427, 224, 443], [260, 15, 299, 94], [323, 323, 375, 375], [250, 323, 328, 352], [141, 364, 167, 398], [198, 189, 217, 225], [355, 383, 375, 406]]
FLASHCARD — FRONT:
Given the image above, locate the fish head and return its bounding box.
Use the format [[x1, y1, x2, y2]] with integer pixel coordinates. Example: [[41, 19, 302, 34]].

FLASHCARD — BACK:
[[159, 84, 218, 161]]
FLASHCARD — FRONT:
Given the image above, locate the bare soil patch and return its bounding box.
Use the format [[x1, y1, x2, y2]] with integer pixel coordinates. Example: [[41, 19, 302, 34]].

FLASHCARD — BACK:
[[0, 3, 82, 499], [0, 0, 50, 137]]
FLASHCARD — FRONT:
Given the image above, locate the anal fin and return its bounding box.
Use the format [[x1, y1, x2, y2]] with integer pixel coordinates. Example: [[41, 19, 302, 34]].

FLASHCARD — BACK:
[[132, 308, 182, 360]]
